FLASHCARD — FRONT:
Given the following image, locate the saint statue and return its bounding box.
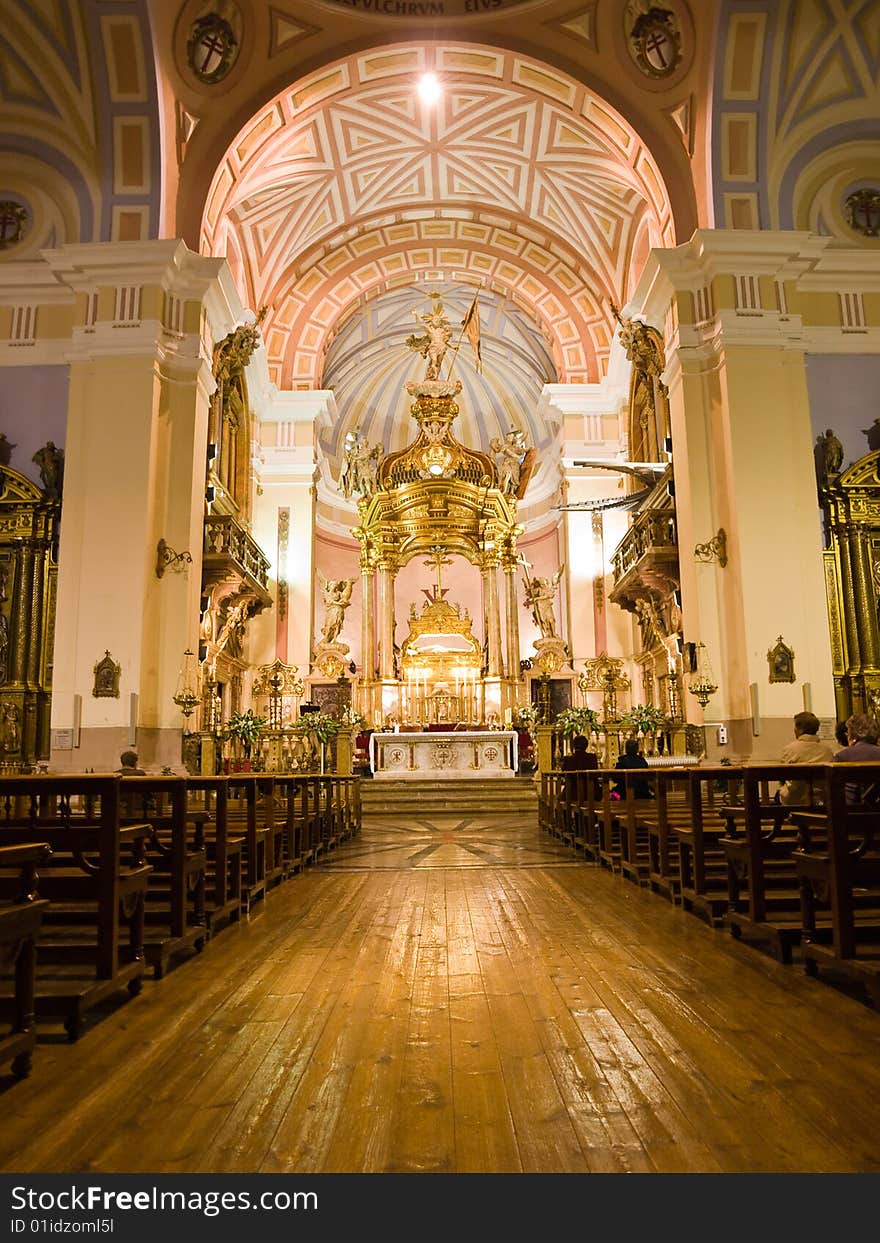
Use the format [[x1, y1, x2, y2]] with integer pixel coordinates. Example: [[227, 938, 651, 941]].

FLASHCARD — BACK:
[[816, 428, 844, 482], [611, 302, 668, 395], [490, 428, 530, 495], [1, 701, 20, 753], [523, 567, 564, 639], [340, 429, 383, 499], [32, 441, 64, 498], [406, 296, 452, 380], [318, 575, 355, 645]]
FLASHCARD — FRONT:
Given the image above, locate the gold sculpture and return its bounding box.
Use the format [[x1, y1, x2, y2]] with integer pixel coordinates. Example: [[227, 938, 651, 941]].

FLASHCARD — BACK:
[[406, 293, 452, 380]]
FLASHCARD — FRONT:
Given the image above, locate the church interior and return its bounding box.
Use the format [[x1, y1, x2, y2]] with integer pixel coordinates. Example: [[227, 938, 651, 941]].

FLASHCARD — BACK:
[[1, 0, 880, 1179]]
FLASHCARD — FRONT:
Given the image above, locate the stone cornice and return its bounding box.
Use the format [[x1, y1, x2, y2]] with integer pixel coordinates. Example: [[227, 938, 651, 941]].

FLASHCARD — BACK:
[[630, 229, 880, 326]]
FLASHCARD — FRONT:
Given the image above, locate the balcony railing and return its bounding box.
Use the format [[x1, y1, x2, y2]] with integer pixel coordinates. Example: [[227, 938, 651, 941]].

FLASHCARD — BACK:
[[611, 507, 678, 585], [203, 514, 271, 595]]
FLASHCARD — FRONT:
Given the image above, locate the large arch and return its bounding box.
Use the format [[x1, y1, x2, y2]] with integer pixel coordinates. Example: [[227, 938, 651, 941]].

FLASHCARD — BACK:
[[199, 41, 678, 386]]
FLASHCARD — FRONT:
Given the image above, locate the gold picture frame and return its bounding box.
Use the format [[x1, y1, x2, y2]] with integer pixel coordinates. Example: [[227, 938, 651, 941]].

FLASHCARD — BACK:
[[93, 650, 121, 698], [767, 636, 795, 684]]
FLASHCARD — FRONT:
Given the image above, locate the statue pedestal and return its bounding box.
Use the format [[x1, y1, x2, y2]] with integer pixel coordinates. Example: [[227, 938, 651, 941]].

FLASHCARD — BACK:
[[533, 637, 568, 674], [312, 641, 350, 680]]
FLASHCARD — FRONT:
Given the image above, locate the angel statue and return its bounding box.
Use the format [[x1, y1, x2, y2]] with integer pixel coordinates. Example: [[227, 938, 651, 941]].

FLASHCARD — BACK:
[[406, 296, 452, 380], [318, 575, 355, 646], [523, 566, 564, 639], [490, 428, 530, 495]]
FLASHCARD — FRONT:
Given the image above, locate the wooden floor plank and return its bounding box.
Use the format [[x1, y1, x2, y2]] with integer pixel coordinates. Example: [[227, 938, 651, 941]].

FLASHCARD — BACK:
[[2, 812, 880, 1173]]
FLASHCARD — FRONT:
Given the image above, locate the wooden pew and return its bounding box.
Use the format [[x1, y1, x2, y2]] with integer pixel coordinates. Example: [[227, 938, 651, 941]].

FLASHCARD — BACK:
[[184, 777, 243, 935], [226, 775, 269, 911], [256, 775, 285, 889], [792, 763, 880, 1004], [673, 767, 740, 925], [719, 763, 824, 962], [0, 775, 151, 1040], [0, 842, 50, 1077], [340, 776, 362, 840], [118, 776, 208, 977], [618, 767, 662, 887], [596, 770, 625, 872]]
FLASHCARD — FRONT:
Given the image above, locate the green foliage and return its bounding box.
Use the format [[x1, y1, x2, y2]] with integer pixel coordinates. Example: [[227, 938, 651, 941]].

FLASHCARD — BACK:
[[621, 703, 668, 735], [223, 709, 267, 756], [555, 706, 601, 737], [293, 711, 343, 743]]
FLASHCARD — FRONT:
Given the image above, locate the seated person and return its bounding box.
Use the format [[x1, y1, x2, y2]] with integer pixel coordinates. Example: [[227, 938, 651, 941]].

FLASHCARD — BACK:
[[612, 738, 651, 799], [833, 713, 880, 804], [561, 734, 599, 799], [561, 735, 598, 772], [777, 711, 834, 806], [834, 713, 880, 761], [117, 749, 149, 818], [118, 749, 145, 776]]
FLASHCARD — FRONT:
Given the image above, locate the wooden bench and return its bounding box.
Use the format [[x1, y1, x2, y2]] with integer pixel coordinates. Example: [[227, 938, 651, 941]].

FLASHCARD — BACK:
[[118, 777, 208, 978], [791, 763, 880, 1004], [185, 776, 244, 934], [671, 768, 741, 925], [0, 842, 50, 1077], [719, 764, 825, 963], [226, 775, 270, 911], [0, 775, 151, 1040]]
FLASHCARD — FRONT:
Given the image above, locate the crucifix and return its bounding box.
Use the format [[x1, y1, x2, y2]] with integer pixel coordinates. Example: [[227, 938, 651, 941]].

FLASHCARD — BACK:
[[422, 545, 452, 603]]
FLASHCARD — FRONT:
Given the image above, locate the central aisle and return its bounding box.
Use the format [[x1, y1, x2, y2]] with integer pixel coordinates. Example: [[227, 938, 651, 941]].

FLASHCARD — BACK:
[[2, 813, 880, 1174]]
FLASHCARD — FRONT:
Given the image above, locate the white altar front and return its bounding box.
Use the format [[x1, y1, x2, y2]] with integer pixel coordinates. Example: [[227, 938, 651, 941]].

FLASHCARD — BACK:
[[369, 730, 518, 779]]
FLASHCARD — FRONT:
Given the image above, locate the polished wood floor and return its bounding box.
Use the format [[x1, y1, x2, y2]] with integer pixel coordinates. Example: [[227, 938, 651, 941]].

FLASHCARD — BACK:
[[3, 812, 880, 1173]]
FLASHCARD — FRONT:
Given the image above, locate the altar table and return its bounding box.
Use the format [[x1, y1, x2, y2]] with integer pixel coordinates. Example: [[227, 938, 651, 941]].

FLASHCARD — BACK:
[[369, 730, 518, 779]]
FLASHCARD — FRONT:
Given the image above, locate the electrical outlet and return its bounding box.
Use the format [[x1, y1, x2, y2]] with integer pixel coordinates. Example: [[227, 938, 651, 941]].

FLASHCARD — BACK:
[[717, 725, 728, 745]]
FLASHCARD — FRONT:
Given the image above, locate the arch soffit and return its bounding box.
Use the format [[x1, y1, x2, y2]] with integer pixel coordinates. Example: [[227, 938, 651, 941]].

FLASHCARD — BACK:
[[199, 42, 678, 386], [260, 212, 630, 388]]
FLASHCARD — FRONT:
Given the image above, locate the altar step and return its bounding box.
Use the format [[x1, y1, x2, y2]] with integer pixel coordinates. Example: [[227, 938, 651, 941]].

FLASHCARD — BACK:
[[359, 776, 538, 817]]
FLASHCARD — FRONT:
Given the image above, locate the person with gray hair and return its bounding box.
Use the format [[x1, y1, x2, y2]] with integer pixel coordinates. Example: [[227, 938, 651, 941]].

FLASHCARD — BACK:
[[778, 711, 834, 806], [834, 713, 880, 805], [834, 713, 880, 759]]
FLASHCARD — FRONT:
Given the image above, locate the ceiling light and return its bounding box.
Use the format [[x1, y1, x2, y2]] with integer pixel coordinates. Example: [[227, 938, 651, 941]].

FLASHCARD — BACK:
[[418, 73, 442, 106]]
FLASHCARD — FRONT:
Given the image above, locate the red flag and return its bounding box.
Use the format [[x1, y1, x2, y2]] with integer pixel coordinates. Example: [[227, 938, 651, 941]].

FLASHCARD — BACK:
[[461, 294, 482, 374]]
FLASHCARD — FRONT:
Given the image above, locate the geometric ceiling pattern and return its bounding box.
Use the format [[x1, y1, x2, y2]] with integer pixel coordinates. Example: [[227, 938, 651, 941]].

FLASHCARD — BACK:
[[713, 0, 880, 238], [202, 43, 676, 390], [0, 0, 161, 254], [320, 281, 557, 468]]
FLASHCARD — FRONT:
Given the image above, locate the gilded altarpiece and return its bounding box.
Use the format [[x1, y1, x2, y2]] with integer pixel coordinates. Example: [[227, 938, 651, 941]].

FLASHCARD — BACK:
[[607, 312, 684, 716], [0, 467, 59, 770], [820, 450, 880, 721], [199, 318, 273, 736]]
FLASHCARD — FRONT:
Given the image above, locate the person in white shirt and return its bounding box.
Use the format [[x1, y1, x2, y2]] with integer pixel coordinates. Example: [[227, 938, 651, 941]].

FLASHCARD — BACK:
[[778, 711, 834, 806]]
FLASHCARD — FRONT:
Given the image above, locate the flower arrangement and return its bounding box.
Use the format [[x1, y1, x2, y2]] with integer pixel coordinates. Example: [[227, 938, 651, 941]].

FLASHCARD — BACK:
[[222, 708, 267, 757], [555, 706, 601, 737], [620, 704, 668, 736], [340, 707, 367, 730], [511, 704, 537, 729], [305, 711, 343, 744]]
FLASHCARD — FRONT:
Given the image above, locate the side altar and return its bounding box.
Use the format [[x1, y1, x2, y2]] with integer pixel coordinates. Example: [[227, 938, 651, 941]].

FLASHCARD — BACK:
[[369, 730, 518, 779]]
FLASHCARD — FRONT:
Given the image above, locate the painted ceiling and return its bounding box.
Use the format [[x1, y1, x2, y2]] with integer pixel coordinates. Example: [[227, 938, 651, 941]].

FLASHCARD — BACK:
[[321, 280, 557, 459], [201, 43, 677, 392]]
